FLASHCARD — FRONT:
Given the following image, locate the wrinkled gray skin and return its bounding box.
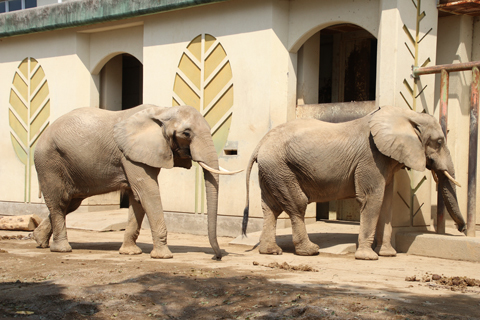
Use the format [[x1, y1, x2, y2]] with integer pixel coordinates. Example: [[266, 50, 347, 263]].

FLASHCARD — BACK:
[[33, 104, 223, 260], [243, 106, 466, 260]]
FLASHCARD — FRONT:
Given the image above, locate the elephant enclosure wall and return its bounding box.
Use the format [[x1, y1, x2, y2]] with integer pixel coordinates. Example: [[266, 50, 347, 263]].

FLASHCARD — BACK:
[[0, 0, 479, 239]]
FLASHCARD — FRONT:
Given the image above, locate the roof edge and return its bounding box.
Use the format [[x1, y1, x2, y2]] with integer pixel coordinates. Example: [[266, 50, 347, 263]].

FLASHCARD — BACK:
[[0, 0, 230, 39]]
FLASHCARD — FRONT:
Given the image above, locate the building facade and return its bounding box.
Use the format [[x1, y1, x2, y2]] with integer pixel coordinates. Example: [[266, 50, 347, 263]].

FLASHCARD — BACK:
[[0, 0, 479, 239]]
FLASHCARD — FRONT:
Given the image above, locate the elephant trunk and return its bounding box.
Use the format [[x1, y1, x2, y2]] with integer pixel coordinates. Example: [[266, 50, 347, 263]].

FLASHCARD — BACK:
[[191, 133, 222, 260], [435, 166, 466, 233]]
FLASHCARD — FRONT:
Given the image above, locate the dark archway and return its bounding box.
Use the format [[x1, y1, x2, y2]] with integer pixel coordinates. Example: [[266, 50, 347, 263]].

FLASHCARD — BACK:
[[99, 53, 143, 208], [318, 24, 377, 104], [296, 24, 377, 222]]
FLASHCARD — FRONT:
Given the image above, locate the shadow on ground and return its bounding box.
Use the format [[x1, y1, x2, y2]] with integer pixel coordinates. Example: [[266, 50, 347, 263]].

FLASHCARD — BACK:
[[1, 267, 479, 320], [69, 241, 231, 257]]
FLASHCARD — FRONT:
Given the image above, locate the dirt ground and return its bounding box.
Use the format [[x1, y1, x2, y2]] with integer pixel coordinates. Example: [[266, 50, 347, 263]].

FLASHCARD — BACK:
[[1, 228, 480, 320]]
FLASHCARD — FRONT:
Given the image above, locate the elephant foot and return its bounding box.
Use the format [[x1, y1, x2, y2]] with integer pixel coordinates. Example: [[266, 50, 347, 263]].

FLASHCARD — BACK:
[[259, 242, 283, 255], [375, 244, 397, 257], [294, 241, 320, 256], [355, 247, 378, 260], [33, 230, 50, 248], [150, 246, 173, 259], [50, 239, 72, 253], [33, 224, 51, 248], [119, 244, 143, 255]]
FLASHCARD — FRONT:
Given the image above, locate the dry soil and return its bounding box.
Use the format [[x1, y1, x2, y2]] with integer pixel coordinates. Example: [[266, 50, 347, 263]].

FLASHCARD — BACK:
[[1, 228, 480, 319]]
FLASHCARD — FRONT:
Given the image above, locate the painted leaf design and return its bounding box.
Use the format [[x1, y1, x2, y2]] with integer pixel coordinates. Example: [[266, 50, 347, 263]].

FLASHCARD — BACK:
[[9, 57, 50, 202], [172, 34, 234, 214], [173, 34, 234, 155]]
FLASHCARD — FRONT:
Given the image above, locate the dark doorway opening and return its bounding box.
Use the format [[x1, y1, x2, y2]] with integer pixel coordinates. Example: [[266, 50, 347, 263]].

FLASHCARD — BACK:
[[318, 24, 377, 104], [315, 24, 377, 222], [119, 54, 143, 208], [99, 53, 143, 209], [122, 54, 143, 110], [297, 24, 377, 222]]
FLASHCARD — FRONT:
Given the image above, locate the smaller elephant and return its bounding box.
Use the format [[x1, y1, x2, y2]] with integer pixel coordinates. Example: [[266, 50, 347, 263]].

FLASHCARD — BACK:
[[33, 104, 240, 259], [243, 105, 466, 260]]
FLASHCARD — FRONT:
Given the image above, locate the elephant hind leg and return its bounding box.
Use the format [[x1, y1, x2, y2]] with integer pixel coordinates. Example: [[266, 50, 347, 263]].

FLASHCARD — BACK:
[[47, 200, 73, 253], [119, 192, 144, 255], [285, 199, 319, 256], [258, 198, 283, 255], [33, 216, 53, 248], [33, 197, 83, 249]]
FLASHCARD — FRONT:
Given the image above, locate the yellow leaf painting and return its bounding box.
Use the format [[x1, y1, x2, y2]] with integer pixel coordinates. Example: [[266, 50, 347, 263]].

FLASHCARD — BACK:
[[9, 58, 50, 202], [173, 34, 234, 214]]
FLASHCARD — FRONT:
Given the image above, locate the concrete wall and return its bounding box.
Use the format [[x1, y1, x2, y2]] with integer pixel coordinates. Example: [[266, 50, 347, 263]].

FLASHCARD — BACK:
[[37, 0, 60, 6]]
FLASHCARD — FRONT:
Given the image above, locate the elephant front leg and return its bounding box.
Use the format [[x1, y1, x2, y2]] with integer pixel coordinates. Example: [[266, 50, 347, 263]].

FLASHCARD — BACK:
[[140, 189, 173, 259], [259, 199, 283, 255], [119, 193, 145, 255], [355, 191, 384, 260], [124, 164, 172, 259], [374, 182, 397, 257]]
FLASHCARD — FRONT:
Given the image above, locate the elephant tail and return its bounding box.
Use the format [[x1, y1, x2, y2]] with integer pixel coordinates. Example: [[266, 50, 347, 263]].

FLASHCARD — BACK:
[[242, 143, 260, 236]]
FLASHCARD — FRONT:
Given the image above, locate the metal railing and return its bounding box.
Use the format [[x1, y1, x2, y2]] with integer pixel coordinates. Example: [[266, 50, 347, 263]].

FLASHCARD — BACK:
[[413, 61, 480, 237]]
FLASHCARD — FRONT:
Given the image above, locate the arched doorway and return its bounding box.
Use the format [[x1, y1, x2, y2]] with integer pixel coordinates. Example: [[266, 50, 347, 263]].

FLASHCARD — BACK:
[[100, 53, 143, 111], [99, 53, 143, 208], [318, 24, 376, 104], [296, 23, 377, 222]]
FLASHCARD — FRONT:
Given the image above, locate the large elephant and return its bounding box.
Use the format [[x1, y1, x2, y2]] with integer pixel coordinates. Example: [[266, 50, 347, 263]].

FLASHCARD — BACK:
[[33, 104, 239, 260], [243, 105, 466, 260]]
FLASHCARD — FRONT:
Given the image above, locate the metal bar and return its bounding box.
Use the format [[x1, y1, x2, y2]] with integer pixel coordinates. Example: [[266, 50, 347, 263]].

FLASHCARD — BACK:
[[437, 69, 449, 234], [467, 67, 479, 237], [413, 61, 480, 77]]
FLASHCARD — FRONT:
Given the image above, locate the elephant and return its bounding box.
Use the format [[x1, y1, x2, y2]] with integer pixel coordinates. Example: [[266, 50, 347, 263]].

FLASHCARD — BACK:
[[242, 105, 466, 260], [33, 104, 240, 260]]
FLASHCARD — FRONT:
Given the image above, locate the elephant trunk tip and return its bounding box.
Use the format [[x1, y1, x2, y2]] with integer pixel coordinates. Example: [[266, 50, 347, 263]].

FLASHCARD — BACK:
[[212, 254, 222, 261]]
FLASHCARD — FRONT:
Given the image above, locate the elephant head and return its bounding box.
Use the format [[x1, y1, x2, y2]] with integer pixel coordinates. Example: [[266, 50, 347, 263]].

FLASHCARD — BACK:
[[369, 105, 466, 232], [113, 105, 239, 259]]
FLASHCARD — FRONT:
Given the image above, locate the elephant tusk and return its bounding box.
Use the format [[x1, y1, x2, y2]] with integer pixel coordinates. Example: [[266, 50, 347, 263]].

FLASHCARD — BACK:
[[431, 171, 438, 184], [444, 171, 462, 188], [198, 162, 243, 175]]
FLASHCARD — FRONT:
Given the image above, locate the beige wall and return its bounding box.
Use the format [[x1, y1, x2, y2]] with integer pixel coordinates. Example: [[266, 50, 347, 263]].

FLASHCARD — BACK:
[[435, 14, 477, 228], [0, 30, 93, 204], [37, 0, 59, 6]]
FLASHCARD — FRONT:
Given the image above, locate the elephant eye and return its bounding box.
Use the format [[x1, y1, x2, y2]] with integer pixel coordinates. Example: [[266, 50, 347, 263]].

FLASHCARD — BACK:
[[183, 131, 191, 138], [437, 138, 443, 146]]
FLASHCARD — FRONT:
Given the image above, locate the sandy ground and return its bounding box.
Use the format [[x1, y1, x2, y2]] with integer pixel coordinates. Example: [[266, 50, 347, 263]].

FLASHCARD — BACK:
[[1, 227, 480, 320]]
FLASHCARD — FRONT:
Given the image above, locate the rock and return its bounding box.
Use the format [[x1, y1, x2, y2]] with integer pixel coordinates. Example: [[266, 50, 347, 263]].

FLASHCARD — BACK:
[[0, 215, 42, 231]]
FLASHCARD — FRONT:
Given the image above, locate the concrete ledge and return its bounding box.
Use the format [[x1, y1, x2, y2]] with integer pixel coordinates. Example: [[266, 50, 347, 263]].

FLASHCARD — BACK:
[[396, 230, 480, 262], [151, 212, 264, 238], [62, 209, 263, 238], [0, 202, 49, 218]]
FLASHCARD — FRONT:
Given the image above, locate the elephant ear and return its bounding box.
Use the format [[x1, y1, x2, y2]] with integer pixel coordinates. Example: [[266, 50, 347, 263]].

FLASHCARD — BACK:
[[369, 106, 426, 172], [113, 107, 174, 169]]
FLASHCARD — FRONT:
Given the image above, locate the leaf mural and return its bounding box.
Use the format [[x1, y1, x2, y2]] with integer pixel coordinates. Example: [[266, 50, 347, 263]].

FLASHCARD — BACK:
[[9, 58, 50, 202], [398, 0, 431, 225], [173, 34, 234, 214]]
